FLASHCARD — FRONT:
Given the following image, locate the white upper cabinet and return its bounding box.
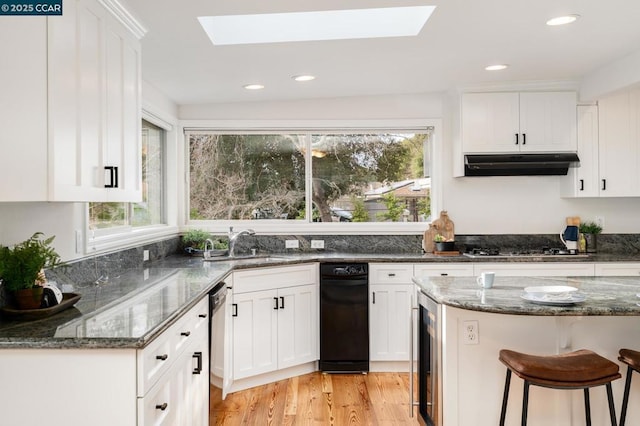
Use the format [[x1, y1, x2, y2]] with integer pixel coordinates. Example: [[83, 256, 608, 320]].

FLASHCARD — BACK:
[[597, 88, 640, 197], [462, 91, 577, 153], [563, 89, 640, 198], [0, 0, 144, 202]]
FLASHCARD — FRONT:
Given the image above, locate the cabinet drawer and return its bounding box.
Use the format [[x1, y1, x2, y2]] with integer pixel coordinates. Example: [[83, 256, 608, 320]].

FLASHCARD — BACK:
[[138, 368, 176, 426], [233, 263, 317, 293], [594, 263, 640, 276], [137, 296, 208, 397], [369, 263, 414, 283], [413, 263, 475, 277]]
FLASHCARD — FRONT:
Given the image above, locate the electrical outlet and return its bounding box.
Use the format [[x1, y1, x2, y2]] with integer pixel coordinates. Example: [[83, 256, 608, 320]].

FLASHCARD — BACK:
[[463, 320, 479, 345], [285, 240, 299, 249], [143, 250, 150, 261], [311, 239, 325, 249], [595, 216, 605, 229]]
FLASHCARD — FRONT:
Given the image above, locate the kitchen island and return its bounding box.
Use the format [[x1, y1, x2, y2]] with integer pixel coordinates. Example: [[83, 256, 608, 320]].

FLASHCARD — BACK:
[[413, 275, 640, 426]]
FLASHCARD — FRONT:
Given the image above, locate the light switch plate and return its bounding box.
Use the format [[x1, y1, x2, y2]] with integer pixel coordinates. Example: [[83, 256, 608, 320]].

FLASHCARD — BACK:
[[285, 240, 299, 249]]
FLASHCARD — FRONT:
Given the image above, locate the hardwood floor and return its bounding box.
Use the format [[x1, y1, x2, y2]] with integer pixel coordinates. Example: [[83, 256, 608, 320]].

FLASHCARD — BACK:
[[210, 372, 420, 425]]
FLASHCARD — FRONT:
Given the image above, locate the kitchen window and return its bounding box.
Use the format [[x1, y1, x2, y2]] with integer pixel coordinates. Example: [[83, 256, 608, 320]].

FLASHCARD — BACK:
[[88, 119, 166, 242], [187, 128, 433, 229]]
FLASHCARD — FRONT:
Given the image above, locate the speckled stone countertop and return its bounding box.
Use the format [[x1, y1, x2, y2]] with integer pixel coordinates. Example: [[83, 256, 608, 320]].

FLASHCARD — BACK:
[[412, 275, 640, 316], [1, 252, 639, 349]]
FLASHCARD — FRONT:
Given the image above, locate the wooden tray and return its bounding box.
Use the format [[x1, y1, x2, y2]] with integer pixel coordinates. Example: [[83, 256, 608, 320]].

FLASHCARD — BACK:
[[433, 250, 462, 256], [1, 293, 82, 320]]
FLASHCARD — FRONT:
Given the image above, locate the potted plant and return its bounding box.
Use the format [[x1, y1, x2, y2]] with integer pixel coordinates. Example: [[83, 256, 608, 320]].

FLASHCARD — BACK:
[[434, 234, 456, 252], [579, 221, 603, 253], [181, 229, 211, 255], [0, 232, 65, 309]]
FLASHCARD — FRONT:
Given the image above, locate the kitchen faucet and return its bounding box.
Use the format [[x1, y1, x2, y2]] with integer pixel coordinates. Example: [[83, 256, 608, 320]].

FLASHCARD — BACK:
[[228, 226, 256, 257], [203, 238, 215, 260]]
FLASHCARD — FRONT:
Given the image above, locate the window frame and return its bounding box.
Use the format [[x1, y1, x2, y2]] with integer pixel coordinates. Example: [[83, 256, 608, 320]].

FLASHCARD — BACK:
[[182, 118, 442, 235]]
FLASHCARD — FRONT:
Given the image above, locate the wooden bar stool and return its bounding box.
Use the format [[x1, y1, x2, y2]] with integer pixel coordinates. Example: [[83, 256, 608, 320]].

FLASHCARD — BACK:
[[619, 348, 640, 426], [498, 349, 620, 426]]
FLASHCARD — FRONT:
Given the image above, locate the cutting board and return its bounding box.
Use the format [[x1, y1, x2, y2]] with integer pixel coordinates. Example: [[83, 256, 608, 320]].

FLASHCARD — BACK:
[[423, 211, 455, 252]]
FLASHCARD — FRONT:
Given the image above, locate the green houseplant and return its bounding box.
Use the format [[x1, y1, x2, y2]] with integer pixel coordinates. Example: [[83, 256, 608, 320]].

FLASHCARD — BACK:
[[579, 221, 603, 253], [0, 232, 65, 309], [433, 234, 455, 252]]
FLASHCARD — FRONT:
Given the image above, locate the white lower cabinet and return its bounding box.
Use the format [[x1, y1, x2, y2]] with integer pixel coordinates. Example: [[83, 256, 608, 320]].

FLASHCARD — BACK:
[[473, 262, 595, 276], [137, 297, 209, 426], [231, 264, 318, 381], [370, 283, 414, 361], [594, 262, 640, 276]]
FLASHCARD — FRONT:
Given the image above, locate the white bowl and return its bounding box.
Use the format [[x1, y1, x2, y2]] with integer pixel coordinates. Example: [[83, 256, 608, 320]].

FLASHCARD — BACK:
[[524, 285, 578, 295]]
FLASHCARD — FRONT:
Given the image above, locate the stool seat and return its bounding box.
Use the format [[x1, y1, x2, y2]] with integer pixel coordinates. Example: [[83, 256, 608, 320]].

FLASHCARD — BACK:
[[498, 349, 620, 426], [500, 348, 621, 387], [619, 348, 640, 371]]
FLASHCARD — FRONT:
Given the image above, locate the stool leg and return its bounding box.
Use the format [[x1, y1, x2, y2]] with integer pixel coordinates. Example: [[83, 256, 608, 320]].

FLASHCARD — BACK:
[[606, 382, 617, 426], [521, 381, 530, 426], [499, 369, 512, 426], [620, 367, 633, 426], [583, 388, 591, 426]]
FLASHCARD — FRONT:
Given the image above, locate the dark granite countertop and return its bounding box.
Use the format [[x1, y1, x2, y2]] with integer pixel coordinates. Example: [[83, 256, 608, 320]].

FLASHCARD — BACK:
[[1, 252, 639, 349], [412, 275, 640, 316]]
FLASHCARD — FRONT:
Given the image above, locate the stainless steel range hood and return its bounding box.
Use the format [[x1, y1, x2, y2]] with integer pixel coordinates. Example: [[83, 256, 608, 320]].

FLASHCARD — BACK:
[[464, 153, 580, 176]]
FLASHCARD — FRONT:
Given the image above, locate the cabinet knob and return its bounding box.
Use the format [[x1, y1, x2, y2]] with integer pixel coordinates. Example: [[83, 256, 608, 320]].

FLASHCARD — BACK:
[[155, 354, 168, 361], [155, 403, 168, 411]]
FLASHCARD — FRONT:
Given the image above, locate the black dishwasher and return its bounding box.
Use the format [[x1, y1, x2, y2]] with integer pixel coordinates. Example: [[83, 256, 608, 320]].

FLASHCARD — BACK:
[[319, 263, 369, 372]]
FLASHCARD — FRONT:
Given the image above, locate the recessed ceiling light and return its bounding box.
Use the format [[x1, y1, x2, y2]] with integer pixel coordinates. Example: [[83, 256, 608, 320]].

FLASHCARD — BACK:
[[243, 84, 264, 90], [546, 15, 580, 26], [485, 64, 509, 71], [198, 6, 436, 45], [293, 75, 316, 82]]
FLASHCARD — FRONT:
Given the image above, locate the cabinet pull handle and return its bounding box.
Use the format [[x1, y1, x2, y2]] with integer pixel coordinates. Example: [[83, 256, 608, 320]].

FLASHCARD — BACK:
[[155, 403, 168, 411], [372, 292, 376, 304], [274, 297, 279, 310], [155, 354, 168, 361], [388, 273, 396, 277], [580, 179, 584, 191], [440, 273, 448, 276], [198, 314, 207, 318], [232, 303, 238, 317], [180, 331, 191, 337], [279, 296, 285, 309], [602, 179, 606, 191], [409, 301, 420, 417], [515, 133, 519, 145], [104, 166, 115, 188], [192, 352, 202, 374], [522, 133, 526, 145]]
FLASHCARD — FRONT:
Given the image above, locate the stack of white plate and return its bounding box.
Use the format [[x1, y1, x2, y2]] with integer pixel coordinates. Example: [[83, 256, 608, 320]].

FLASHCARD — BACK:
[[521, 285, 585, 305]]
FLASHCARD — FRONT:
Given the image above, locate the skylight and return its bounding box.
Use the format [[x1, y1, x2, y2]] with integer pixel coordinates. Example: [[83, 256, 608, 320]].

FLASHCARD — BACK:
[[198, 6, 436, 46]]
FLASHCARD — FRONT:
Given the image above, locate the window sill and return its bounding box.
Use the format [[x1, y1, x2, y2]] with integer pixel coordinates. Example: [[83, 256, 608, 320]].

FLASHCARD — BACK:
[[86, 225, 179, 254]]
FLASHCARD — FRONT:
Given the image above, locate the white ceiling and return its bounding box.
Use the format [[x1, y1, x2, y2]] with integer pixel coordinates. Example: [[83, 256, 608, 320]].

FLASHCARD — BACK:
[[124, 0, 640, 106]]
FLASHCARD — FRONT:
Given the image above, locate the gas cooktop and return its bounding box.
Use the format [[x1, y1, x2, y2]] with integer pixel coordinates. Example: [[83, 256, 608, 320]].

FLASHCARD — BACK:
[[462, 248, 590, 259]]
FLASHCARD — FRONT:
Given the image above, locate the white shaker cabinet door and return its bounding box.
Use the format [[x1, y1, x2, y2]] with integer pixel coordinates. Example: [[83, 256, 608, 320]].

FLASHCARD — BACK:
[[370, 283, 413, 361], [232, 289, 278, 380], [277, 284, 319, 369], [462, 92, 520, 153], [519, 92, 577, 152]]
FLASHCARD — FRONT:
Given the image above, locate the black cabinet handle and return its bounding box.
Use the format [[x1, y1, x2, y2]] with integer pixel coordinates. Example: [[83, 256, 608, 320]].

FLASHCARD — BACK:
[[522, 133, 526, 145], [104, 166, 119, 188], [155, 403, 168, 411], [192, 352, 202, 374], [602, 179, 606, 191], [515, 133, 519, 145], [155, 354, 168, 361], [279, 296, 285, 309], [440, 273, 449, 276], [274, 297, 279, 310], [372, 292, 376, 304], [232, 303, 238, 317], [388, 273, 396, 277], [198, 314, 207, 318], [180, 331, 191, 337], [580, 179, 584, 191]]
